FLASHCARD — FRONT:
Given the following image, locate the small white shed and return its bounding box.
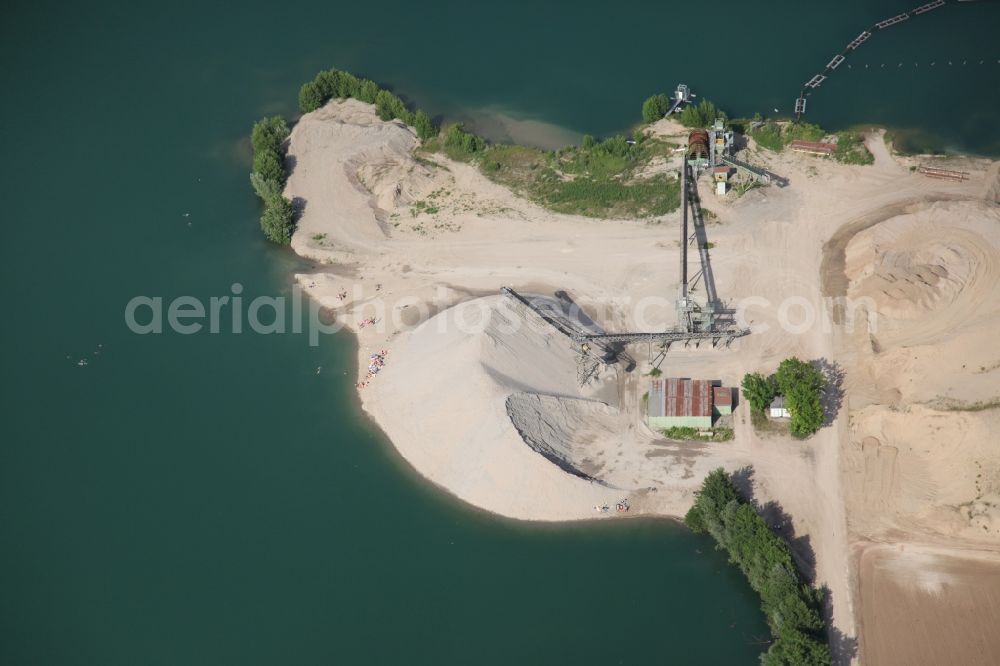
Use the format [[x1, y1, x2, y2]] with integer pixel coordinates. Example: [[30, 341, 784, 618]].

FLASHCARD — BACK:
[[769, 396, 790, 419]]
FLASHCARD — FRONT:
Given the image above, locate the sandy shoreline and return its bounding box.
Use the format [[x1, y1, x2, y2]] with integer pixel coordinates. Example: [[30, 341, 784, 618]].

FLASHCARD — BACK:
[[284, 98, 1000, 664]]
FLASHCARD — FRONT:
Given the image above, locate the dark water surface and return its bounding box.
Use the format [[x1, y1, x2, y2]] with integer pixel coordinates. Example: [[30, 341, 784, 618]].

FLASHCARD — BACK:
[[1, 0, 996, 664]]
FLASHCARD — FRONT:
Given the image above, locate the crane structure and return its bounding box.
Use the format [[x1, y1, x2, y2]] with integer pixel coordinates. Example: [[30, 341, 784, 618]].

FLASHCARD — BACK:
[[500, 155, 749, 385]]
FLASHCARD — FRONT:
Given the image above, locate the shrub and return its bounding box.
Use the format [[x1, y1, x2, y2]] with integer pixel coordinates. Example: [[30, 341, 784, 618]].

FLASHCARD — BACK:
[[641, 93, 671, 123], [250, 116, 294, 245], [336, 70, 360, 98], [678, 99, 724, 128], [313, 70, 340, 98], [662, 426, 700, 440], [374, 89, 410, 123], [356, 79, 380, 103], [298, 81, 323, 113], [251, 116, 289, 156], [250, 172, 282, 201], [252, 148, 286, 185], [260, 196, 295, 245], [443, 124, 487, 157], [414, 110, 436, 140], [298, 67, 430, 131]]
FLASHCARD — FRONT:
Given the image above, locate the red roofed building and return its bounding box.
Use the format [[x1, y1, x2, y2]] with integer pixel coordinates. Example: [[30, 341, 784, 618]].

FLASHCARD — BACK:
[[647, 378, 714, 429]]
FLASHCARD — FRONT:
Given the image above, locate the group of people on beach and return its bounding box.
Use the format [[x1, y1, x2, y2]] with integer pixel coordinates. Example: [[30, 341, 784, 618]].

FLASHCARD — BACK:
[[356, 350, 389, 389], [593, 498, 630, 514], [358, 317, 378, 329]]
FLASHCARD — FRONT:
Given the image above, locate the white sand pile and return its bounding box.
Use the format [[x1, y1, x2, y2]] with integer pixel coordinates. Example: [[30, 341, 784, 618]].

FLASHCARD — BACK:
[[366, 294, 746, 519], [843, 202, 1000, 343], [366, 296, 629, 520], [284, 99, 440, 258]]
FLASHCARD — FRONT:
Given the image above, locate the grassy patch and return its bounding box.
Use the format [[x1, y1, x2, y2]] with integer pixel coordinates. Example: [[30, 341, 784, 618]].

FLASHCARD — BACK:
[[748, 121, 824, 152], [711, 427, 734, 442], [833, 131, 875, 165], [747, 122, 785, 151], [661, 426, 700, 440], [458, 134, 681, 219], [660, 426, 733, 442], [935, 398, 1000, 412]]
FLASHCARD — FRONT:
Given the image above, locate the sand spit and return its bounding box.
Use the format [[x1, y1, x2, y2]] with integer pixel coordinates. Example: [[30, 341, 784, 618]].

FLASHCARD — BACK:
[[285, 99, 1000, 664]]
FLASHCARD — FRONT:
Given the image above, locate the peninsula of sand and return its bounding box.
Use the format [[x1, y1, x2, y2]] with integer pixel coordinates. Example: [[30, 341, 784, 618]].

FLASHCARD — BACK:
[[285, 98, 1000, 665]]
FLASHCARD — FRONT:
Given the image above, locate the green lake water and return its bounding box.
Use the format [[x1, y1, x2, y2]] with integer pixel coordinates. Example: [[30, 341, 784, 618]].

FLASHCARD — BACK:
[[1, 0, 997, 664]]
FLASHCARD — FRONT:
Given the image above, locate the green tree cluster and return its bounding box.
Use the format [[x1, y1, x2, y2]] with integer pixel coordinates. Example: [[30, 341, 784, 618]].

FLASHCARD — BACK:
[[413, 110, 436, 141], [742, 372, 779, 413], [742, 358, 827, 438], [641, 93, 671, 123], [443, 123, 487, 158], [250, 116, 295, 244], [775, 358, 826, 437], [686, 469, 831, 666], [678, 99, 724, 128], [296, 67, 438, 140]]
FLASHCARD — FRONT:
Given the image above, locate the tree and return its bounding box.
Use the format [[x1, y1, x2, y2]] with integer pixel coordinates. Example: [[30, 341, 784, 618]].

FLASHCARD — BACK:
[[250, 116, 292, 244], [413, 110, 435, 140], [775, 357, 824, 394], [742, 372, 778, 413], [356, 79, 380, 103], [251, 116, 289, 155], [762, 626, 831, 666], [443, 124, 486, 156], [641, 93, 670, 123], [250, 172, 282, 201], [685, 468, 739, 533], [686, 469, 831, 666], [313, 70, 339, 99], [678, 99, 724, 128], [252, 149, 285, 185], [787, 384, 824, 437], [374, 89, 408, 122], [299, 82, 323, 113], [260, 196, 295, 245], [775, 358, 827, 437], [337, 70, 360, 98]]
